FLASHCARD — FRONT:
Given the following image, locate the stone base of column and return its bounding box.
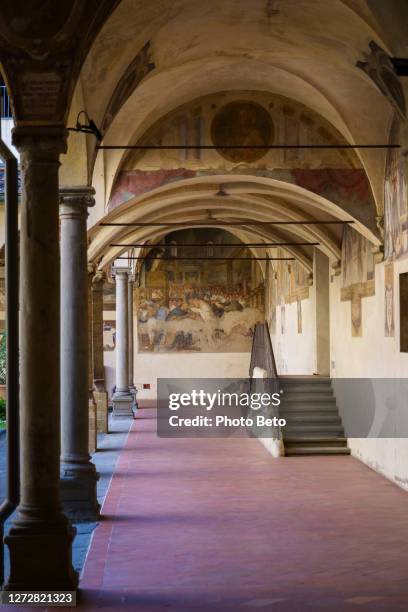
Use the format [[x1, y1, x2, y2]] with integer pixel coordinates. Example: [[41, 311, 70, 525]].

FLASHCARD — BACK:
[[89, 395, 97, 453], [60, 462, 100, 522], [4, 514, 78, 591], [94, 389, 109, 433], [112, 391, 134, 417]]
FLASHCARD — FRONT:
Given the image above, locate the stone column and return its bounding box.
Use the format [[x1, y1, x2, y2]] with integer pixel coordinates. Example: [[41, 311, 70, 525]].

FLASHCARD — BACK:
[[59, 187, 100, 522], [92, 271, 109, 433], [128, 273, 137, 409], [112, 268, 134, 417], [4, 127, 77, 591]]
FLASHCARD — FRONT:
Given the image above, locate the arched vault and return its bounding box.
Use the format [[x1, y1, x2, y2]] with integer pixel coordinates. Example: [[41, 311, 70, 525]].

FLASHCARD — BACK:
[[60, 0, 402, 215], [88, 175, 381, 272]]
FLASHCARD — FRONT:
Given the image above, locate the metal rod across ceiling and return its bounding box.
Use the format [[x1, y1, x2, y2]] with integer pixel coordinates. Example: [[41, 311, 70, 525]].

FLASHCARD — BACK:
[[101, 220, 354, 227], [97, 144, 399, 150], [116, 256, 295, 261], [110, 242, 319, 247]]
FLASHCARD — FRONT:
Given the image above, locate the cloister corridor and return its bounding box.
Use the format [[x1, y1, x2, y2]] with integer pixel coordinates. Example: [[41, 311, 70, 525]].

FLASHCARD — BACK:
[[68, 405, 408, 611], [1, 1, 408, 607]]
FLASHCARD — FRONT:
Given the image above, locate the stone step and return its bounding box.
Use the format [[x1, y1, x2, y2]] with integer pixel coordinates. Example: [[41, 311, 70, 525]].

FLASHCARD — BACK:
[[281, 389, 334, 402], [284, 425, 345, 435], [285, 446, 351, 456], [284, 437, 348, 447], [274, 377, 348, 456], [280, 404, 338, 413], [280, 377, 331, 383], [281, 414, 342, 423], [280, 380, 332, 389], [279, 381, 333, 393], [281, 395, 336, 404]]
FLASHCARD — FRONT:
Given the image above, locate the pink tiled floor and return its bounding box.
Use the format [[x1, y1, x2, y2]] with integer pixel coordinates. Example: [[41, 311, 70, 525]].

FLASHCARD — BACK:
[[79, 405, 408, 611]]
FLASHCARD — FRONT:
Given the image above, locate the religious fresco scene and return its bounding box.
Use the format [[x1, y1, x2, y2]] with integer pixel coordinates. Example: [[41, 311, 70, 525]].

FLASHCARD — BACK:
[[384, 262, 395, 338], [384, 115, 408, 261], [341, 225, 375, 337], [102, 284, 116, 351], [136, 229, 264, 353]]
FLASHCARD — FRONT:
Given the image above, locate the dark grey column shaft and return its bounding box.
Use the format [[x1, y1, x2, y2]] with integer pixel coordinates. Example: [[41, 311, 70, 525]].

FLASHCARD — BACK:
[[4, 126, 77, 591], [59, 186, 99, 521]]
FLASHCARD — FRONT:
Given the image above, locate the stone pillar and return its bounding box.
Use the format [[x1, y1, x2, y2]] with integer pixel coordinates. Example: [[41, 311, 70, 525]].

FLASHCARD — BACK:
[[92, 271, 109, 433], [59, 187, 99, 522], [4, 127, 77, 591], [128, 273, 137, 409], [112, 268, 134, 417]]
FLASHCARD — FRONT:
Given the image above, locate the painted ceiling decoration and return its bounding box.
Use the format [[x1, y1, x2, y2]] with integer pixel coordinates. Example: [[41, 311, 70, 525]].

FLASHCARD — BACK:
[[100, 40, 155, 135], [1, 0, 405, 276], [356, 41, 406, 120], [210, 101, 274, 163], [103, 90, 377, 239]]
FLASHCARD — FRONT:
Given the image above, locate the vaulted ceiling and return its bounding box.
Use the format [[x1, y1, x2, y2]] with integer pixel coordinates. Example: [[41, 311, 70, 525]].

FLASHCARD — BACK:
[[1, 0, 406, 270]]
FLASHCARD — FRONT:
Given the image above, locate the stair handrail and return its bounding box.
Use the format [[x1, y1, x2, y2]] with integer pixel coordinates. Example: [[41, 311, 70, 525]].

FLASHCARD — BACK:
[[249, 321, 282, 446], [249, 320, 278, 380]]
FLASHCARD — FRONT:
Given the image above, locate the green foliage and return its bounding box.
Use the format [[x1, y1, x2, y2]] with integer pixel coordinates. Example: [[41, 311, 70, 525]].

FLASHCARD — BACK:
[[0, 332, 6, 385], [0, 397, 5, 421]]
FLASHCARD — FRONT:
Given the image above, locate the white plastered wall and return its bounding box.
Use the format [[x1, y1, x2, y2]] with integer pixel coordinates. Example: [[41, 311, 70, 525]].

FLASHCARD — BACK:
[[330, 256, 408, 490]]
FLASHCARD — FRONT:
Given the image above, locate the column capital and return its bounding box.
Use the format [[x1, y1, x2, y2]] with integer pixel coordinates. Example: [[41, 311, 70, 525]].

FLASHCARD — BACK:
[[88, 262, 97, 277], [59, 186, 95, 218], [91, 269, 106, 288], [113, 266, 132, 277], [12, 125, 68, 159]]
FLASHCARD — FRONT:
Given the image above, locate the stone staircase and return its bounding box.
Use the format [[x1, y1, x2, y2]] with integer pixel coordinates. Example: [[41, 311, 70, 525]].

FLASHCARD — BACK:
[[279, 377, 350, 456]]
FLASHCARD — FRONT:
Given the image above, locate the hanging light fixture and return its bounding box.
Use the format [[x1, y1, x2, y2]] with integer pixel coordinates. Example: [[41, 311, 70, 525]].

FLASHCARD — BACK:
[[215, 184, 229, 197]]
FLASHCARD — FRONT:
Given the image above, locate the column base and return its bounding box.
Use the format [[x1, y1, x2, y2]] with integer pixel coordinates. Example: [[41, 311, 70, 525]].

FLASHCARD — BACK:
[[112, 391, 134, 418], [4, 513, 78, 591], [60, 462, 100, 522]]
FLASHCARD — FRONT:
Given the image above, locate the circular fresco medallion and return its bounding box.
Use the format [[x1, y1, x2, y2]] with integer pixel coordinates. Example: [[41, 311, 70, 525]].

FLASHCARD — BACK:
[[211, 101, 274, 163]]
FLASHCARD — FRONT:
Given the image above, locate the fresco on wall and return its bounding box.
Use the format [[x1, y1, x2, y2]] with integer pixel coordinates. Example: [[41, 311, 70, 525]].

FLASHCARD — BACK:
[[108, 91, 376, 228], [356, 41, 406, 120], [280, 301, 286, 335], [265, 260, 277, 335], [384, 115, 408, 261], [211, 101, 274, 163], [384, 263, 395, 338], [341, 226, 375, 337], [276, 255, 310, 304], [102, 284, 116, 351], [136, 229, 265, 353], [342, 226, 375, 287], [297, 298, 302, 334], [101, 41, 155, 135], [103, 322, 116, 351], [265, 253, 310, 336]]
